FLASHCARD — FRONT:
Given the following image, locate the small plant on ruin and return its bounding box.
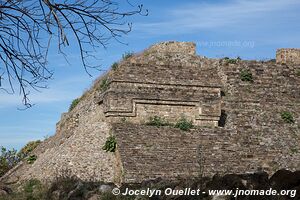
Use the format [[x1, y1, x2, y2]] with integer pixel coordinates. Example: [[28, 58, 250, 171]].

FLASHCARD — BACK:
[[268, 59, 276, 63], [143, 50, 151, 57], [290, 147, 298, 154], [121, 117, 127, 122], [227, 59, 237, 64], [100, 77, 109, 91], [296, 70, 300, 77], [223, 57, 239, 65], [103, 136, 117, 152], [280, 111, 295, 124], [69, 98, 80, 112], [7, 179, 48, 199], [111, 62, 119, 71], [240, 69, 253, 82], [174, 117, 194, 131], [24, 179, 45, 198], [122, 51, 134, 60], [27, 155, 37, 164], [223, 57, 242, 65], [18, 140, 41, 160], [146, 116, 170, 127]]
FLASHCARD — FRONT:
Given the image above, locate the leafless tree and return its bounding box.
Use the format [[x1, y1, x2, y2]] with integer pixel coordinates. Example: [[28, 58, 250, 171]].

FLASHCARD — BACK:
[[0, 0, 147, 107]]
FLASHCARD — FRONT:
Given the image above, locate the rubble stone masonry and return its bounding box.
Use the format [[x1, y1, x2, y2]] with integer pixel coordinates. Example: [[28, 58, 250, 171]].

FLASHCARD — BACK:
[[1, 42, 299, 184], [276, 48, 300, 65]]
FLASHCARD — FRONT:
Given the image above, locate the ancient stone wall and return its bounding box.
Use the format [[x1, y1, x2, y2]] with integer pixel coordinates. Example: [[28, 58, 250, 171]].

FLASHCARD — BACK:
[[98, 42, 222, 126], [1, 86, 122, 184], [100, 82, 221, 126], [111, 57, 300, 183], [276, 48, 300, 65], [2, 42, 299, 185], [145, 41, 196, 55]]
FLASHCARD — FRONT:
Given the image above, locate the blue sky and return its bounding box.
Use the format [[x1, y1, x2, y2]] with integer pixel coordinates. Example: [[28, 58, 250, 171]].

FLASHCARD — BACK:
[[1, 0, 300, 150]]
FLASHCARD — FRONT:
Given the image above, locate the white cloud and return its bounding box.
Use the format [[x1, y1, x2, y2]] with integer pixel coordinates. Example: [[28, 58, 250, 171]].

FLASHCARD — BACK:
[[0, 75, 92, 108], [135, 0, 300, 35]]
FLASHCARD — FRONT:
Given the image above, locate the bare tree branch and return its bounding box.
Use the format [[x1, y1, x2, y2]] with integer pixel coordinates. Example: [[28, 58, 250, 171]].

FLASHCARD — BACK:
[[0, 0, 147, 108]]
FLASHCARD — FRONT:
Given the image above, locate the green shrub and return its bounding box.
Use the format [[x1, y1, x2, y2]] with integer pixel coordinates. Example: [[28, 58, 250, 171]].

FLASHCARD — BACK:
[[268, 59, 276, 62], [22, 179, 46, 200], [240, 69, 253, 82], [223, 57, 240, 65], [174, 117, 194, 131], [122, 52, 134, 60], [290, 147, 298, 154], [145, 116, 170, 127], [3, 179, 46, 200], [69, 98, 80, 111], [143, 50, 151, 57], [18, 140, 41, 160], [280, 111, 295, 123], [100, 77, 109, 91], [27, 155, 37, 164], [103, 136, 117, 152], [0, 147, 20, 177], [111, 62, 119, 71], [45, 173, 79, 199], [296, 70, 300, 76], [227, 59, 237, 64], [121, 117, 127, 122]]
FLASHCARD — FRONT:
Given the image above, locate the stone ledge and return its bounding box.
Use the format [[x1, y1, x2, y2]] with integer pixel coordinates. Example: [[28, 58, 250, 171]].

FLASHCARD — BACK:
[[145, 41, 196, 55], [276, 48, 300, 64]]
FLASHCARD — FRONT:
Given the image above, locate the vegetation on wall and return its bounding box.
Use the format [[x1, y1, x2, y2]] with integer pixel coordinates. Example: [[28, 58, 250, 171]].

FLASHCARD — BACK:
[[102, 136, 117, 152], [145, 116, 171, 127], [69, 98, 80, 112], [27, 155, 37, 164], [280, 111, 295, 123], [2, 179, 47, 200], [122, 52, 134, 60], [145, 116, 194, 131], [100, 77, 109, 91], [268, 59, 276, 63], [174, 117, 194, 131], [18, 140, 41, 160], [240, 69, 253, 82], [111, 62, 119, 71], [290, 147, 298, 154], [223, 57, 240, 65]]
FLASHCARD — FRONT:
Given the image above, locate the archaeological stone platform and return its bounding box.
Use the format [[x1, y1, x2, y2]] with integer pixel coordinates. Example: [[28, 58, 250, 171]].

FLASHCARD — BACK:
[[1, 42, 299, 185]]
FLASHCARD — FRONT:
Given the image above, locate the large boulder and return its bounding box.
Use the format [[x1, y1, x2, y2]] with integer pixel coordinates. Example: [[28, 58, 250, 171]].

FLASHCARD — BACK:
[[0, 182, 12, 197], [270, 169, 300, 190], [239, 171, 270, 190]]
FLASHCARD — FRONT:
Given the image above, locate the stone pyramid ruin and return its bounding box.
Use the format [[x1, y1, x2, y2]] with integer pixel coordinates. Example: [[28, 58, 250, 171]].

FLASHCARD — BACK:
[[1, 41, 299, 185]]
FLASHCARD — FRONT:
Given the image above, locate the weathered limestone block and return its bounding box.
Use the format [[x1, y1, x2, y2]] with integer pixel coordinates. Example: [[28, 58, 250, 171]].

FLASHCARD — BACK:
[[276, 48, 300, 65], [2, 41, 299, 185], [145, 41, 196, 55], [97, 41, 222, 126], [99, 82, 221, 126]]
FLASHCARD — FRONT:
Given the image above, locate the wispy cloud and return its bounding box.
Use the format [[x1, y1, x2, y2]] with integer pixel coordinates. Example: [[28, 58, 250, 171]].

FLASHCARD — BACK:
[[0, 75, 91, 108], [135, 0, 300, 35]]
